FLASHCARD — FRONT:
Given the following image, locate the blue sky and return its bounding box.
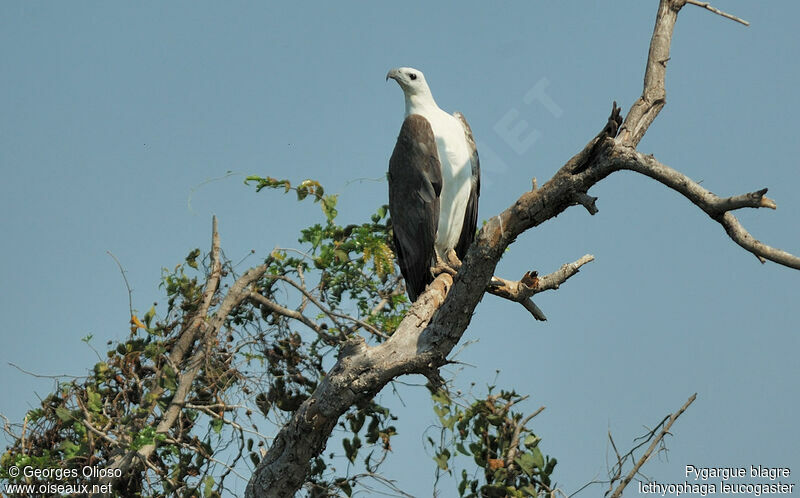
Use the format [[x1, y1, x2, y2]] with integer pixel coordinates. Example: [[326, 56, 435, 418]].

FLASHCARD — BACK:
[[1, 1, 798, 496]]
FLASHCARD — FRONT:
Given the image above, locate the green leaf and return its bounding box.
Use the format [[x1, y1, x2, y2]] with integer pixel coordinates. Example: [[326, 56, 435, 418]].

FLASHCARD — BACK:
[[545, 456, 557, 474], [143, 305, 156, 327], [481, 483, 508, 497], [203, 476, 215, 497], [335, 478, 352, 497], [86, 387, 102, 413], [130, 426, 157, 450], [321, 194, 338, 223], [348, 412, 366, 433], [334, 248, 349, 263], [523, 434, 540, 448], [93, 362, 109, 379], [161, 365, 177, 392], [55, 406, 73, 422], [185, 248, 201, 269], [342, 438, 355, 463], [531, 446, 544, 470], [431, 389, 450, 406], [210, 418, 224, 435], [434, 450, 450, 471], [458, 470, 469, 496], [514, 452, 537, 477], [59, 439, 82, 459]]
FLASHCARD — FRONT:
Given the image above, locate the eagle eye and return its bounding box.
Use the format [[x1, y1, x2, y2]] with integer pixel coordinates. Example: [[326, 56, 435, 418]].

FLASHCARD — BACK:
[[409, 73, 417, 80]]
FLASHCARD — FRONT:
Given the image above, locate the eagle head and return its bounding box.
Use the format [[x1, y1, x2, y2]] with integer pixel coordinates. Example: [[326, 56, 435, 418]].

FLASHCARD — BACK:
[[386, 67, 430, 96]]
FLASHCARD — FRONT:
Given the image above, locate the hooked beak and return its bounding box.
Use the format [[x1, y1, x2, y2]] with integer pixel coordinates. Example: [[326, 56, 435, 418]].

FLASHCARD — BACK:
[[386, 68, 400, 82]]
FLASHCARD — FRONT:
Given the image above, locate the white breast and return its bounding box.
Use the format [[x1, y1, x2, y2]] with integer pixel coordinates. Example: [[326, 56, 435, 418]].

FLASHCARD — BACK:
[[424, 110, 473, 256]]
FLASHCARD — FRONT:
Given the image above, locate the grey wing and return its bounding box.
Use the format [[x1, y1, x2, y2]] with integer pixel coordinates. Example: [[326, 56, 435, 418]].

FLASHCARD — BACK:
[[388, 114, 443, 301], [453, 112, 480, 260]]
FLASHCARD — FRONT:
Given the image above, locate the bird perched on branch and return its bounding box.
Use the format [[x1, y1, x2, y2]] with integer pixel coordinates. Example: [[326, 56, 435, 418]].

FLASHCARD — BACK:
[[387, 67, 480, 301]]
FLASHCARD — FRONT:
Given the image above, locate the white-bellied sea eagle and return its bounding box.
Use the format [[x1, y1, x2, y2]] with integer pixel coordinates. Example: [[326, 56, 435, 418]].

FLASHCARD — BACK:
[[387, 67, 480, 301]]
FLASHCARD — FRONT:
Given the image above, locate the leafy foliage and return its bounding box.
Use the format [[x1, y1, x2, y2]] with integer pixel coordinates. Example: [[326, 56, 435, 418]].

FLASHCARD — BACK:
[[1, 177, 554, 497], [428, 388, 558, 497]]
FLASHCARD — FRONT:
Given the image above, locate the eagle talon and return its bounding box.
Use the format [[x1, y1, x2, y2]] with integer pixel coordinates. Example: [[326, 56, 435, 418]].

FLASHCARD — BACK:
[[444, 248, 462, 269], [431, 254, 458, 277]]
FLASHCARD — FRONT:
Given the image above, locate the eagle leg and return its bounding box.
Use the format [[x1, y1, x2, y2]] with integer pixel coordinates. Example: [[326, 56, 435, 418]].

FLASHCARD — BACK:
[[431, 252, 458, 277]]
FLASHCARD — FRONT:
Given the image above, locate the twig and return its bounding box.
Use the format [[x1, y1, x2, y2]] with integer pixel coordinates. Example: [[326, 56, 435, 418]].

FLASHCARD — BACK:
[[686, 0, 750, 26], [488, 255, 595, 321], [107, 251, 134, 319], [7, 362, 79, 379], [715, 188, 776, 212], [609, 393, 697, 498], [506, 405, 546, 467], [268, 274, 389, 339], [20, 414, 28, 456], [521, 299, 548, 321], [249, 292, 334, 344]]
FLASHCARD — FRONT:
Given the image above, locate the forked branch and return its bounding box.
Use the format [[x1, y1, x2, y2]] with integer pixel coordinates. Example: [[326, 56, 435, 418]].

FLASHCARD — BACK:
[[488, 255, 595, 320], [614, 148, 800, 269], [609, 394, 697, 498]]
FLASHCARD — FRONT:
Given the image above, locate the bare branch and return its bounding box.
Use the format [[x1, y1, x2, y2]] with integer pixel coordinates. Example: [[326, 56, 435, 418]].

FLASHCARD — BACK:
[[686, 0, 750, 26], [485, 255, 594, 321], [719, 212, 800, 269], [168, 216, 224, 367], [716, 188, 776, 212], [103, 218, 268, 486], [268, 274, 389, 340], [521, 299, 548, 322], [574, 192, 599, 215], [614, 149, 800, 269], [609, 394, 697, 498], [489, 255, 596, 305], [249, 292, 330, 341], [536, 255, 597, 291], [75, 395, 121, 448], [7, 362, 79, 379], [107, 251, 134, 319], [618, 0, 685, 147], [505, 405, 546, 468]]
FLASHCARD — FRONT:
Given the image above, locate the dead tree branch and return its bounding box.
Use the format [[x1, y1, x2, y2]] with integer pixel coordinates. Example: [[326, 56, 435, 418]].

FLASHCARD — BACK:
[[505, 405, 546, 468], [686, 0, 749, 26], [488, 255, 595, 321], [614, 148, 800, 269], [609, 394, 697, 498], [618, 0, 682, 147], [102, 217, 268, 487]]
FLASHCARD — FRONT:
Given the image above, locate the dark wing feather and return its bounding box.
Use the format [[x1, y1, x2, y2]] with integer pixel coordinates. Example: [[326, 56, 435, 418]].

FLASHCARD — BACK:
[[453, 112, 480, 260], [388, 114, 442, 302]]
